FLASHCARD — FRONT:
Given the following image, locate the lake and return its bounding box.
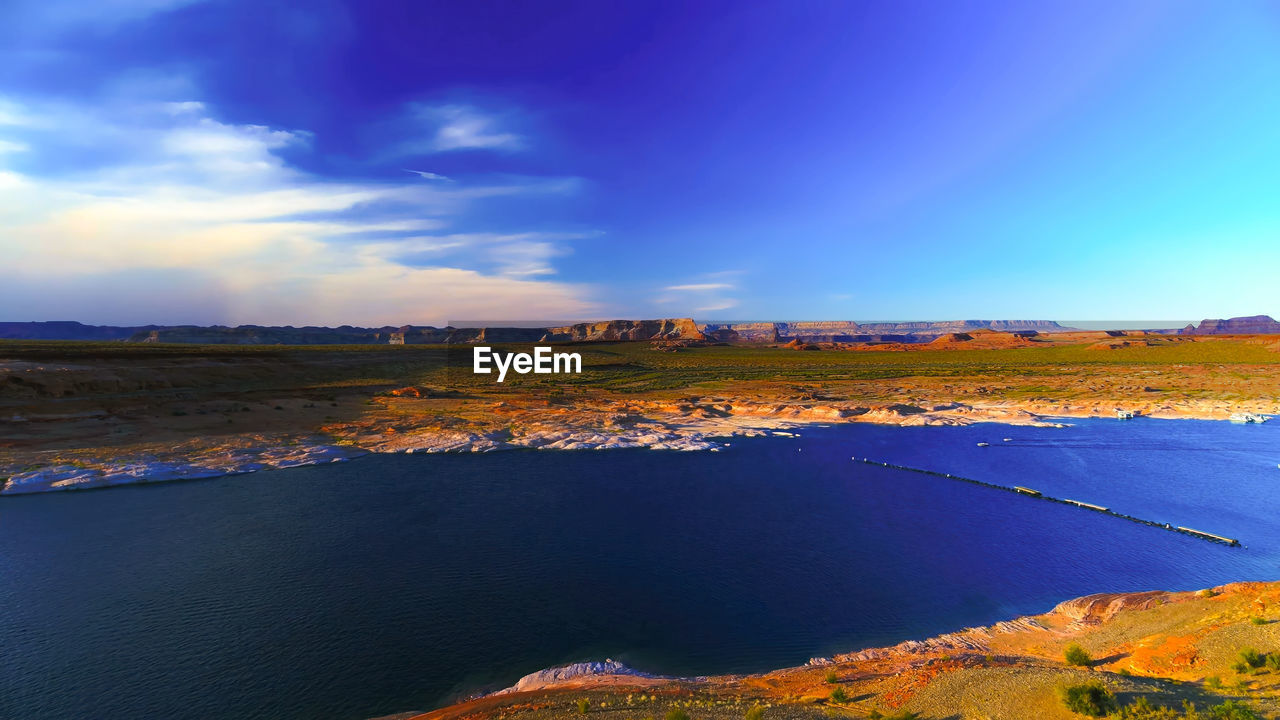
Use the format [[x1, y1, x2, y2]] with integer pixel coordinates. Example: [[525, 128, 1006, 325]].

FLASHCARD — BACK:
[[2, 418, 1277, 719]]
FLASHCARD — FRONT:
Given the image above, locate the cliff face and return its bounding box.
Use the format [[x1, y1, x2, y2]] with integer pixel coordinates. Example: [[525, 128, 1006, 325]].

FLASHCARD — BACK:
[[540, 318, 703, 343], [1180, 315, 1280, 335], [702, 322, 779, 343]]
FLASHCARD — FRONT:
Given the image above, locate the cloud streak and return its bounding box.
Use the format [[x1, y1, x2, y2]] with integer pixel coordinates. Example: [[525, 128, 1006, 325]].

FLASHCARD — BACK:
[[404, 169, 452, 181], [653, 275, 740, 316], [664, 283, 732, 292]]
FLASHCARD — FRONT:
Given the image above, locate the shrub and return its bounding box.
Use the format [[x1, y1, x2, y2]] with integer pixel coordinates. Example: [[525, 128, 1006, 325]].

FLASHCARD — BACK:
[[1267, 654, 1280, 671], [744, 705, 764, 720], [665, 709, 690, 720], [1064, 643, 1093, 667], [1207, 700, 1260, 720], [1058, 680, 1117, 717], [1237, 647, 1264, 669], [828, 687, 848, 704], [1250, 617, 1267, 626], [1233, 662, 1249, 674], [824, 668, 838, 684], [1206, 675, 1223, 689], [576, 698, 590, 714], [1112, 697, 1177, 719]]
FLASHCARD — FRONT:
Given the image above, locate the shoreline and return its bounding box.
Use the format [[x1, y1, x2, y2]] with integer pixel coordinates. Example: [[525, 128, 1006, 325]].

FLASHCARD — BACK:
[[2, 400, 1272, 495], [396, 580, 1280, 720]]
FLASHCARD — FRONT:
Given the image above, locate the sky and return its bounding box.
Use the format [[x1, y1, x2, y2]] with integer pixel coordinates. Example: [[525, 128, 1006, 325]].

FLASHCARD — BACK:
[[1, 0, 1278, 326]]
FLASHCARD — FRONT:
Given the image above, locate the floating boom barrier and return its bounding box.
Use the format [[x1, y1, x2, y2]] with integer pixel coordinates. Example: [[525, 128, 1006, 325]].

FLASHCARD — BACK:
[[853, 457, 1241, 547]]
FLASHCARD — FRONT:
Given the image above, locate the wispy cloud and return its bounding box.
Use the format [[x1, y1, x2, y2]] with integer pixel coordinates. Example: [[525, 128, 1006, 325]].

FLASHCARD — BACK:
[[0, 95, 597, 325], [404, 169, 452, 181], [408, 104, 523, 154], [664, 283, 732, 292], [5, 0, 208, 30], [695, 300, 738, 313], [366, 231, 591, 279], [653, 274, 740, 316]]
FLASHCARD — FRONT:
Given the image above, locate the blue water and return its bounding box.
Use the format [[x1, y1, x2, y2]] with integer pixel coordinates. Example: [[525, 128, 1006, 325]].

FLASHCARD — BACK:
[[2, 418, 1278, 720]]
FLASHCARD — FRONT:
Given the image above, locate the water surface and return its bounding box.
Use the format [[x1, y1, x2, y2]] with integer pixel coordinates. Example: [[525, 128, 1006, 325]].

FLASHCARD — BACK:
[[2, 418, 1277, 719]]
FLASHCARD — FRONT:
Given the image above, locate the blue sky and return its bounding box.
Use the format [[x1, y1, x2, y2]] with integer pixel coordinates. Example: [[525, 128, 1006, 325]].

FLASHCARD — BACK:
[[1, 0, 1278, 326]]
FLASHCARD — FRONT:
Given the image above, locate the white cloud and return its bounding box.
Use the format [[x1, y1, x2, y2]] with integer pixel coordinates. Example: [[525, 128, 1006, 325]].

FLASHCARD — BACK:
[[409, 104, 523, 154], [653, 275, 739, 317], [695, 300, 738, 313], [0, 139, 28, 153], [404, 169, 452, 181], [163, 100, 206, 115], [0, 96, 598, 326], [0, 99, 33, 126]]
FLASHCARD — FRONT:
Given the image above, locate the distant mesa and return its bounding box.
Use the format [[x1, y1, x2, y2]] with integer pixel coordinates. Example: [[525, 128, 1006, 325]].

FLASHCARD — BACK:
[[1179, 314, 1280, 335], [540, 318, 703, 343], [702, 319, 1065, 344], [4, 315, 1275, 345], [0, 319, 703, 345]]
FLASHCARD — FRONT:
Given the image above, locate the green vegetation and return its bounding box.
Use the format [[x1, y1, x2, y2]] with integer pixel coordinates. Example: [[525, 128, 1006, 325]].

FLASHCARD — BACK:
[[577, 698, 591, 714], [867, 711, 919, 720], [828, 687, 848, 704], [1249, 617, 1267, 626], [823, 668, 838, 684], [1064, 643, 1093, 667], [743, 704, 764, 720], [664, 709, 690, 720], [1058, 680, 1117, 716], [9, 336, 1277, 398], [1237, 647, 1265, 670], [1204, 701, 1261, 720], [1097, 697, 1261, 720], [520, 340, 1280, 394]]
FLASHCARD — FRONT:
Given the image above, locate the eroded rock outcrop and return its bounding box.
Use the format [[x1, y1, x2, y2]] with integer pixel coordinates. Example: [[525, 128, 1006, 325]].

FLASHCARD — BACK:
[[493, 660, 661, 695]]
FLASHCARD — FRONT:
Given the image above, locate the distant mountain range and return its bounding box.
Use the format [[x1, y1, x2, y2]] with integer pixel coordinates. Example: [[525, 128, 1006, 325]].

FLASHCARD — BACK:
[[0, 316, 1275, 345], [0, 320, 703, 345]]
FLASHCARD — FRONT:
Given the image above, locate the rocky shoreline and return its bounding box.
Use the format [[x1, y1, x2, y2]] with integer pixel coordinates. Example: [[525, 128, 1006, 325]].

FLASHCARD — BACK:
[[3, 397, 1272, 495], [391, 581, 1280, 720]]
